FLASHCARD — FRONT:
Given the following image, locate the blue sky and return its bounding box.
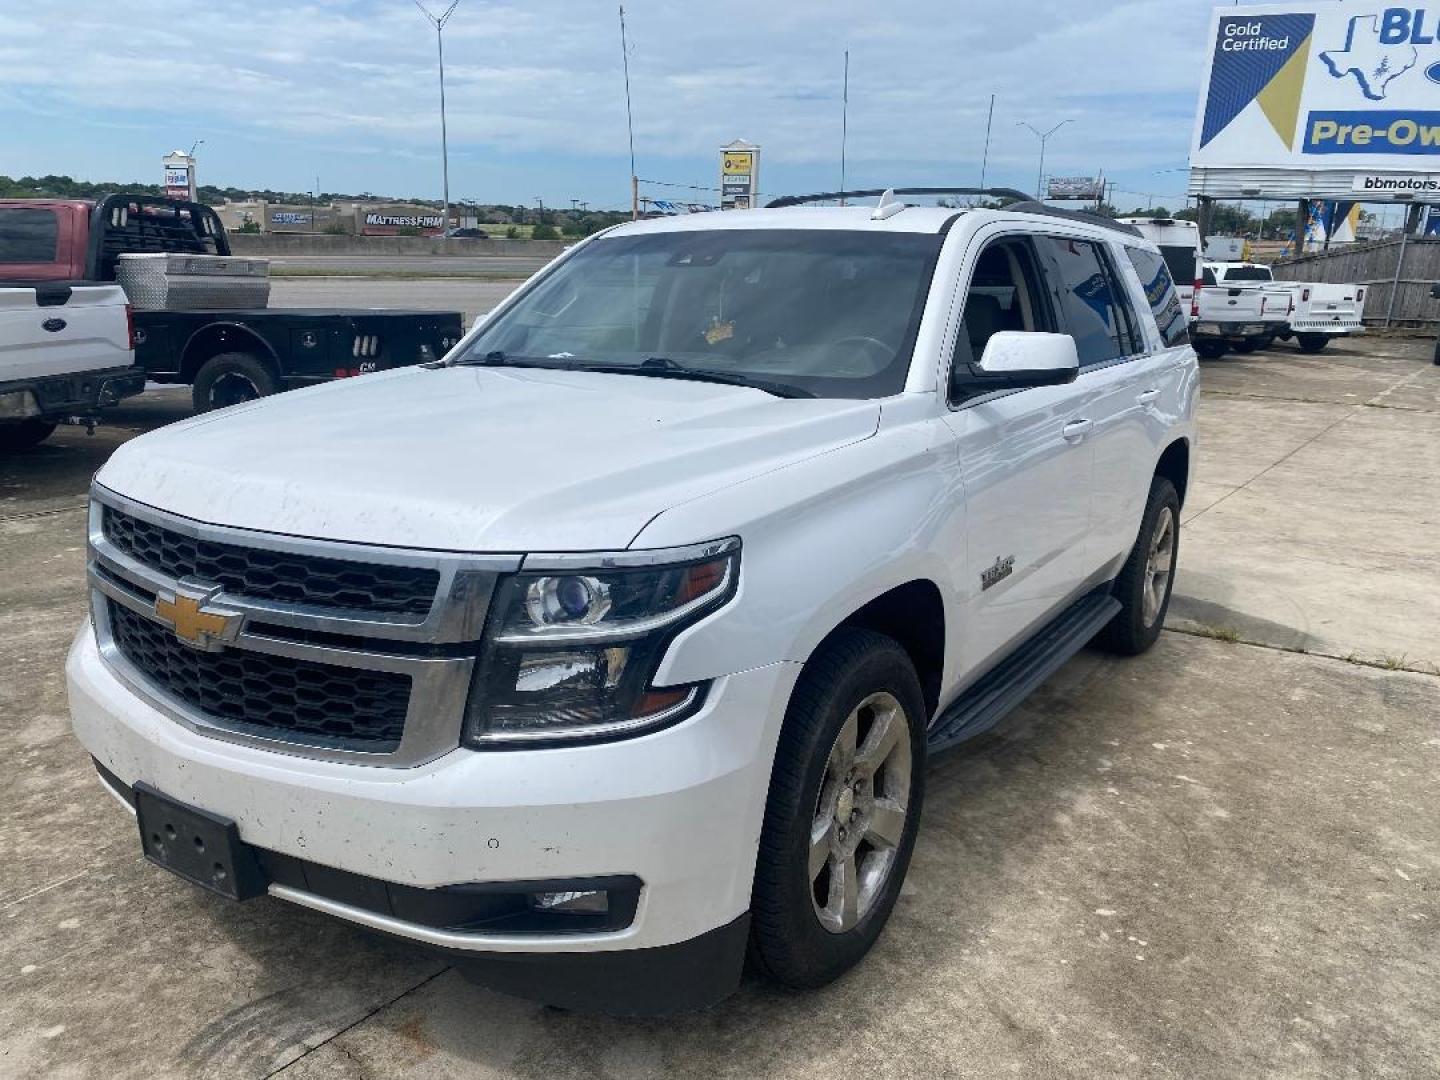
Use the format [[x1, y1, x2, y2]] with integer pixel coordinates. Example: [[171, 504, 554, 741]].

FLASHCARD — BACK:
[[0, 0, 1230, 211]]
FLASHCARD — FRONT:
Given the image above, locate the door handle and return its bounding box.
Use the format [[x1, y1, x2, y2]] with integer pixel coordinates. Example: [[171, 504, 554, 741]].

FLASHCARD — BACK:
[[1062, 419, 1093, 442], [1136, 389, 1160, 404]]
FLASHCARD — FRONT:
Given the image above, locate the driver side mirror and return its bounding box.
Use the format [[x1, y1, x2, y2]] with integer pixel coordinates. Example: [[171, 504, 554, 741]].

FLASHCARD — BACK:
[[952, 331, 1080, 394]]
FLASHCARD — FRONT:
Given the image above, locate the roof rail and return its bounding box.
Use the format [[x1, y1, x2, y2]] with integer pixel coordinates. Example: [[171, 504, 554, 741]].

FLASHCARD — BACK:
[[765, 186, 1030, 209], [1004, 201, 1144, 238]]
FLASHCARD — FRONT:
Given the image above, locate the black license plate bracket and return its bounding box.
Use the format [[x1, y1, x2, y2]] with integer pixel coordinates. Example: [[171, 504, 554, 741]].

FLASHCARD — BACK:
[[133, 783, 267, 901]]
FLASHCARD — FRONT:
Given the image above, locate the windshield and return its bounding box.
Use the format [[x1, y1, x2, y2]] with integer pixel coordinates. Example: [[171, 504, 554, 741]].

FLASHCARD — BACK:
[[455, 228, 943, 399]]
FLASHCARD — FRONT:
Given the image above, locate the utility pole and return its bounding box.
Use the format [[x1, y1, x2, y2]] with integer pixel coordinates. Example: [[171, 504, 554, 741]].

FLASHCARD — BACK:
[[979, 94, 995, 195], [619, 6, 638, 220], [414, 0, 460, 241], [1017, 119, 1072, 200], [840, 50, 849, 204]]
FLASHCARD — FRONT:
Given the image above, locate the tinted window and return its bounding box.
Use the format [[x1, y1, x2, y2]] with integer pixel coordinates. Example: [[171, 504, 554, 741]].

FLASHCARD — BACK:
[[1040, 237, 1128, 366], [1221, 266, 1272, 281], [1126, 246, 1189, 348], [1159, 244, 1197, 286], [459, 229, 941, 400], [1202, 267, 1218, 287], [951, 237, 1056, 404], [0, 209, 59, 264]]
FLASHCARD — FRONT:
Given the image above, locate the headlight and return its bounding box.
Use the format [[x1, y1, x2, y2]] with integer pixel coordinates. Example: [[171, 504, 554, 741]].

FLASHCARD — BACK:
[[461, 538, 740, 748]]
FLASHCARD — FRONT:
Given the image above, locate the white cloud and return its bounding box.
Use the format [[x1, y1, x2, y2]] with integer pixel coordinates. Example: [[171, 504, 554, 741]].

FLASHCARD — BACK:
[[0, 0, 1224, 200]]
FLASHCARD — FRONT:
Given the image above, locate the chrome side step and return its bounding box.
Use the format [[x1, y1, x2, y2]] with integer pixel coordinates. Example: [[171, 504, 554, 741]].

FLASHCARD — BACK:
[[926, 587, 1120, 754]]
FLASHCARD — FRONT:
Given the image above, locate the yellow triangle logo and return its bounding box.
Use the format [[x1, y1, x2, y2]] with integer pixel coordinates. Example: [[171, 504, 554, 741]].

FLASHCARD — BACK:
[[1257, 34, 1311, 147]]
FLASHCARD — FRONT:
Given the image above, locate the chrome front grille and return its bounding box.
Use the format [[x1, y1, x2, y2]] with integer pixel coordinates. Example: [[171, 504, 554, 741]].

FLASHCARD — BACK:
[[107, 600, 412, 751], [102, 506, 440, 616], [87, 485, 521, 767]]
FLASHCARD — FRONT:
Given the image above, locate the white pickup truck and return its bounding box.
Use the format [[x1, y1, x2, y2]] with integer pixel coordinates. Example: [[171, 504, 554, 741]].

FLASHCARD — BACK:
[[1206, 262, 1365, 354], [0, 281, 143, 450], [68, 193, 1197, 1014], [1191, 264, 1293, 360]]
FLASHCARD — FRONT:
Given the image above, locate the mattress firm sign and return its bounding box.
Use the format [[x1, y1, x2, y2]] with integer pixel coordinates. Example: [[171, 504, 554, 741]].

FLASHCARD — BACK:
[[361, 211, 445, 236], [1192, 4, 1440, 171]]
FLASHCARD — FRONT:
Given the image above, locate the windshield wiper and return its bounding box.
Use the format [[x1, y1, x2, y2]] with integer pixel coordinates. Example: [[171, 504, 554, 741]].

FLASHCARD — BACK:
[[594, 356, 814, 399], [448, 352, 813, 398], [450, 349, 524, 367]]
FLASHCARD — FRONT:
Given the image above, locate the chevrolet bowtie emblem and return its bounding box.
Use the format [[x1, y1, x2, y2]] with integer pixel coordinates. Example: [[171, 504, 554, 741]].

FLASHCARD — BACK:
[[154, 586, 242, 650]]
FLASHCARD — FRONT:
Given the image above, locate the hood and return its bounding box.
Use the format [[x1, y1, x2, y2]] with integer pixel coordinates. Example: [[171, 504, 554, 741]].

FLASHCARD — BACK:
[[98, 365, 880, 552]]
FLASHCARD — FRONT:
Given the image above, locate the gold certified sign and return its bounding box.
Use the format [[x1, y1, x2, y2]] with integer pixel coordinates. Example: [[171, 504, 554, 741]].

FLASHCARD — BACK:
[[722, 151, 753, 176], [154, 589, 241, 649]]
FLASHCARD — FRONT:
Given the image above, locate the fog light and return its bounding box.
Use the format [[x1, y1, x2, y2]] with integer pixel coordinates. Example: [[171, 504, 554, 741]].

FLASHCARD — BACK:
[[0, 390, 39, 419], [529, 889, 609, 915]]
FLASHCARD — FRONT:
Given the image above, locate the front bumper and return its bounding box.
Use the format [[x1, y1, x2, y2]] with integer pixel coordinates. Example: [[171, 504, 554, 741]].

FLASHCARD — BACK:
[[68, 625, 800, 1007]]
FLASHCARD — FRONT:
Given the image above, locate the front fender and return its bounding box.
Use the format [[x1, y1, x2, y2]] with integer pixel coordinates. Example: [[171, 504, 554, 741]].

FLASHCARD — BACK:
[[639, 415, 966, 688]]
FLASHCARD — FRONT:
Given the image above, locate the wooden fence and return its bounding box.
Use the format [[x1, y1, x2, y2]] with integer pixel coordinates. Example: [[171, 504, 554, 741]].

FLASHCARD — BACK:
[[1271, 238, 1440, 327]]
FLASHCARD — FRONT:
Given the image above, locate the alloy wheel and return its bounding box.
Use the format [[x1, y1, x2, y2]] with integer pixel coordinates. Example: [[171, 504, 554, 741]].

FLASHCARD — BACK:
[[809, 691, 912, 934], [1143, 506, 1175, 626]]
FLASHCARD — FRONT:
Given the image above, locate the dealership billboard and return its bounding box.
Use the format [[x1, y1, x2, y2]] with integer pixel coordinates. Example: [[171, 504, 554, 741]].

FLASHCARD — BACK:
[[1190, 3, 1440, 197], [1046, 176, 1104, 200], [360, 210, 447, 236]]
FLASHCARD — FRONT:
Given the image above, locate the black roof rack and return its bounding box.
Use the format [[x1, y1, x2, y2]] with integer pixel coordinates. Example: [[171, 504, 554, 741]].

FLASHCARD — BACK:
[[764, 187, 1144, 239], [1004, 201, 1144, 238], [765, 186, 1030, 208]]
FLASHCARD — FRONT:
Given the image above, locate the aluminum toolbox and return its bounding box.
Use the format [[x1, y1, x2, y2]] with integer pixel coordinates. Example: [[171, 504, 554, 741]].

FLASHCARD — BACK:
[[116, 253, 271, 312]]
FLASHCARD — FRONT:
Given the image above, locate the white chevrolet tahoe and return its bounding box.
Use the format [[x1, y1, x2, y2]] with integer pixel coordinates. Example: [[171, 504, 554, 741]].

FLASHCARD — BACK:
[[68, 194, 1197, 1014]]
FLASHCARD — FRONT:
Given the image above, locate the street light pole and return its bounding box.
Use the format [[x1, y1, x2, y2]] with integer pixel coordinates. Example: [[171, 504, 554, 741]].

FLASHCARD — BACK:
[[415, 0, 460, 240], [1017, 119, 1072, 200]]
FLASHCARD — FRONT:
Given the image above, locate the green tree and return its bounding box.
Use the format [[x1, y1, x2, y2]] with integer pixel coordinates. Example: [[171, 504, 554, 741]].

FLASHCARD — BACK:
[[531, 223, 559, 241]]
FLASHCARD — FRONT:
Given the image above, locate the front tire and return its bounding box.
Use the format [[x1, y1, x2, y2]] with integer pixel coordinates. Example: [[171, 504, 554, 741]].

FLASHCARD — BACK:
[[192, 352, 278, 413], [1296, 333, 1329, 354], [1097, 476, 1180, 656], [750, 628, 926, 990], [0, 419, 58, 452]]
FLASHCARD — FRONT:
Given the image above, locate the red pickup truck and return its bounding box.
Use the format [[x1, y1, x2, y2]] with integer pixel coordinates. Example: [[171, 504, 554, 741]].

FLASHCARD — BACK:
[[0, 195, 463, 412]]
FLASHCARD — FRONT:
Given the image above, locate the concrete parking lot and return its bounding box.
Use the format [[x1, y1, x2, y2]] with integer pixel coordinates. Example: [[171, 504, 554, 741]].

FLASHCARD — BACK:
[[2, 333, 1437, 1079]]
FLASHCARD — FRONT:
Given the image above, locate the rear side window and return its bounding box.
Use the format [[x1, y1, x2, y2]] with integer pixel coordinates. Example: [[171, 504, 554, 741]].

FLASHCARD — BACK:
[[0, 208, 59, 264], [1202, 267, 1218, 287], [1039, 236, 1132, 366], [1125, 246, 1189, 348], [1159, 244, 1197, 286]]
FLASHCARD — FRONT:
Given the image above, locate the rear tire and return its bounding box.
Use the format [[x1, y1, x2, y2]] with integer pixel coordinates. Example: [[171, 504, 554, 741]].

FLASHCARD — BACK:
[[0, 419, 58, 452], [1233, 339, 1257, 354], [1296, 334, 1329, 354], [750, 628, 927, 990], [192, 352, 278, 413], [1096, 476, 1180, 656], [1193, 340, 1226, 360]]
